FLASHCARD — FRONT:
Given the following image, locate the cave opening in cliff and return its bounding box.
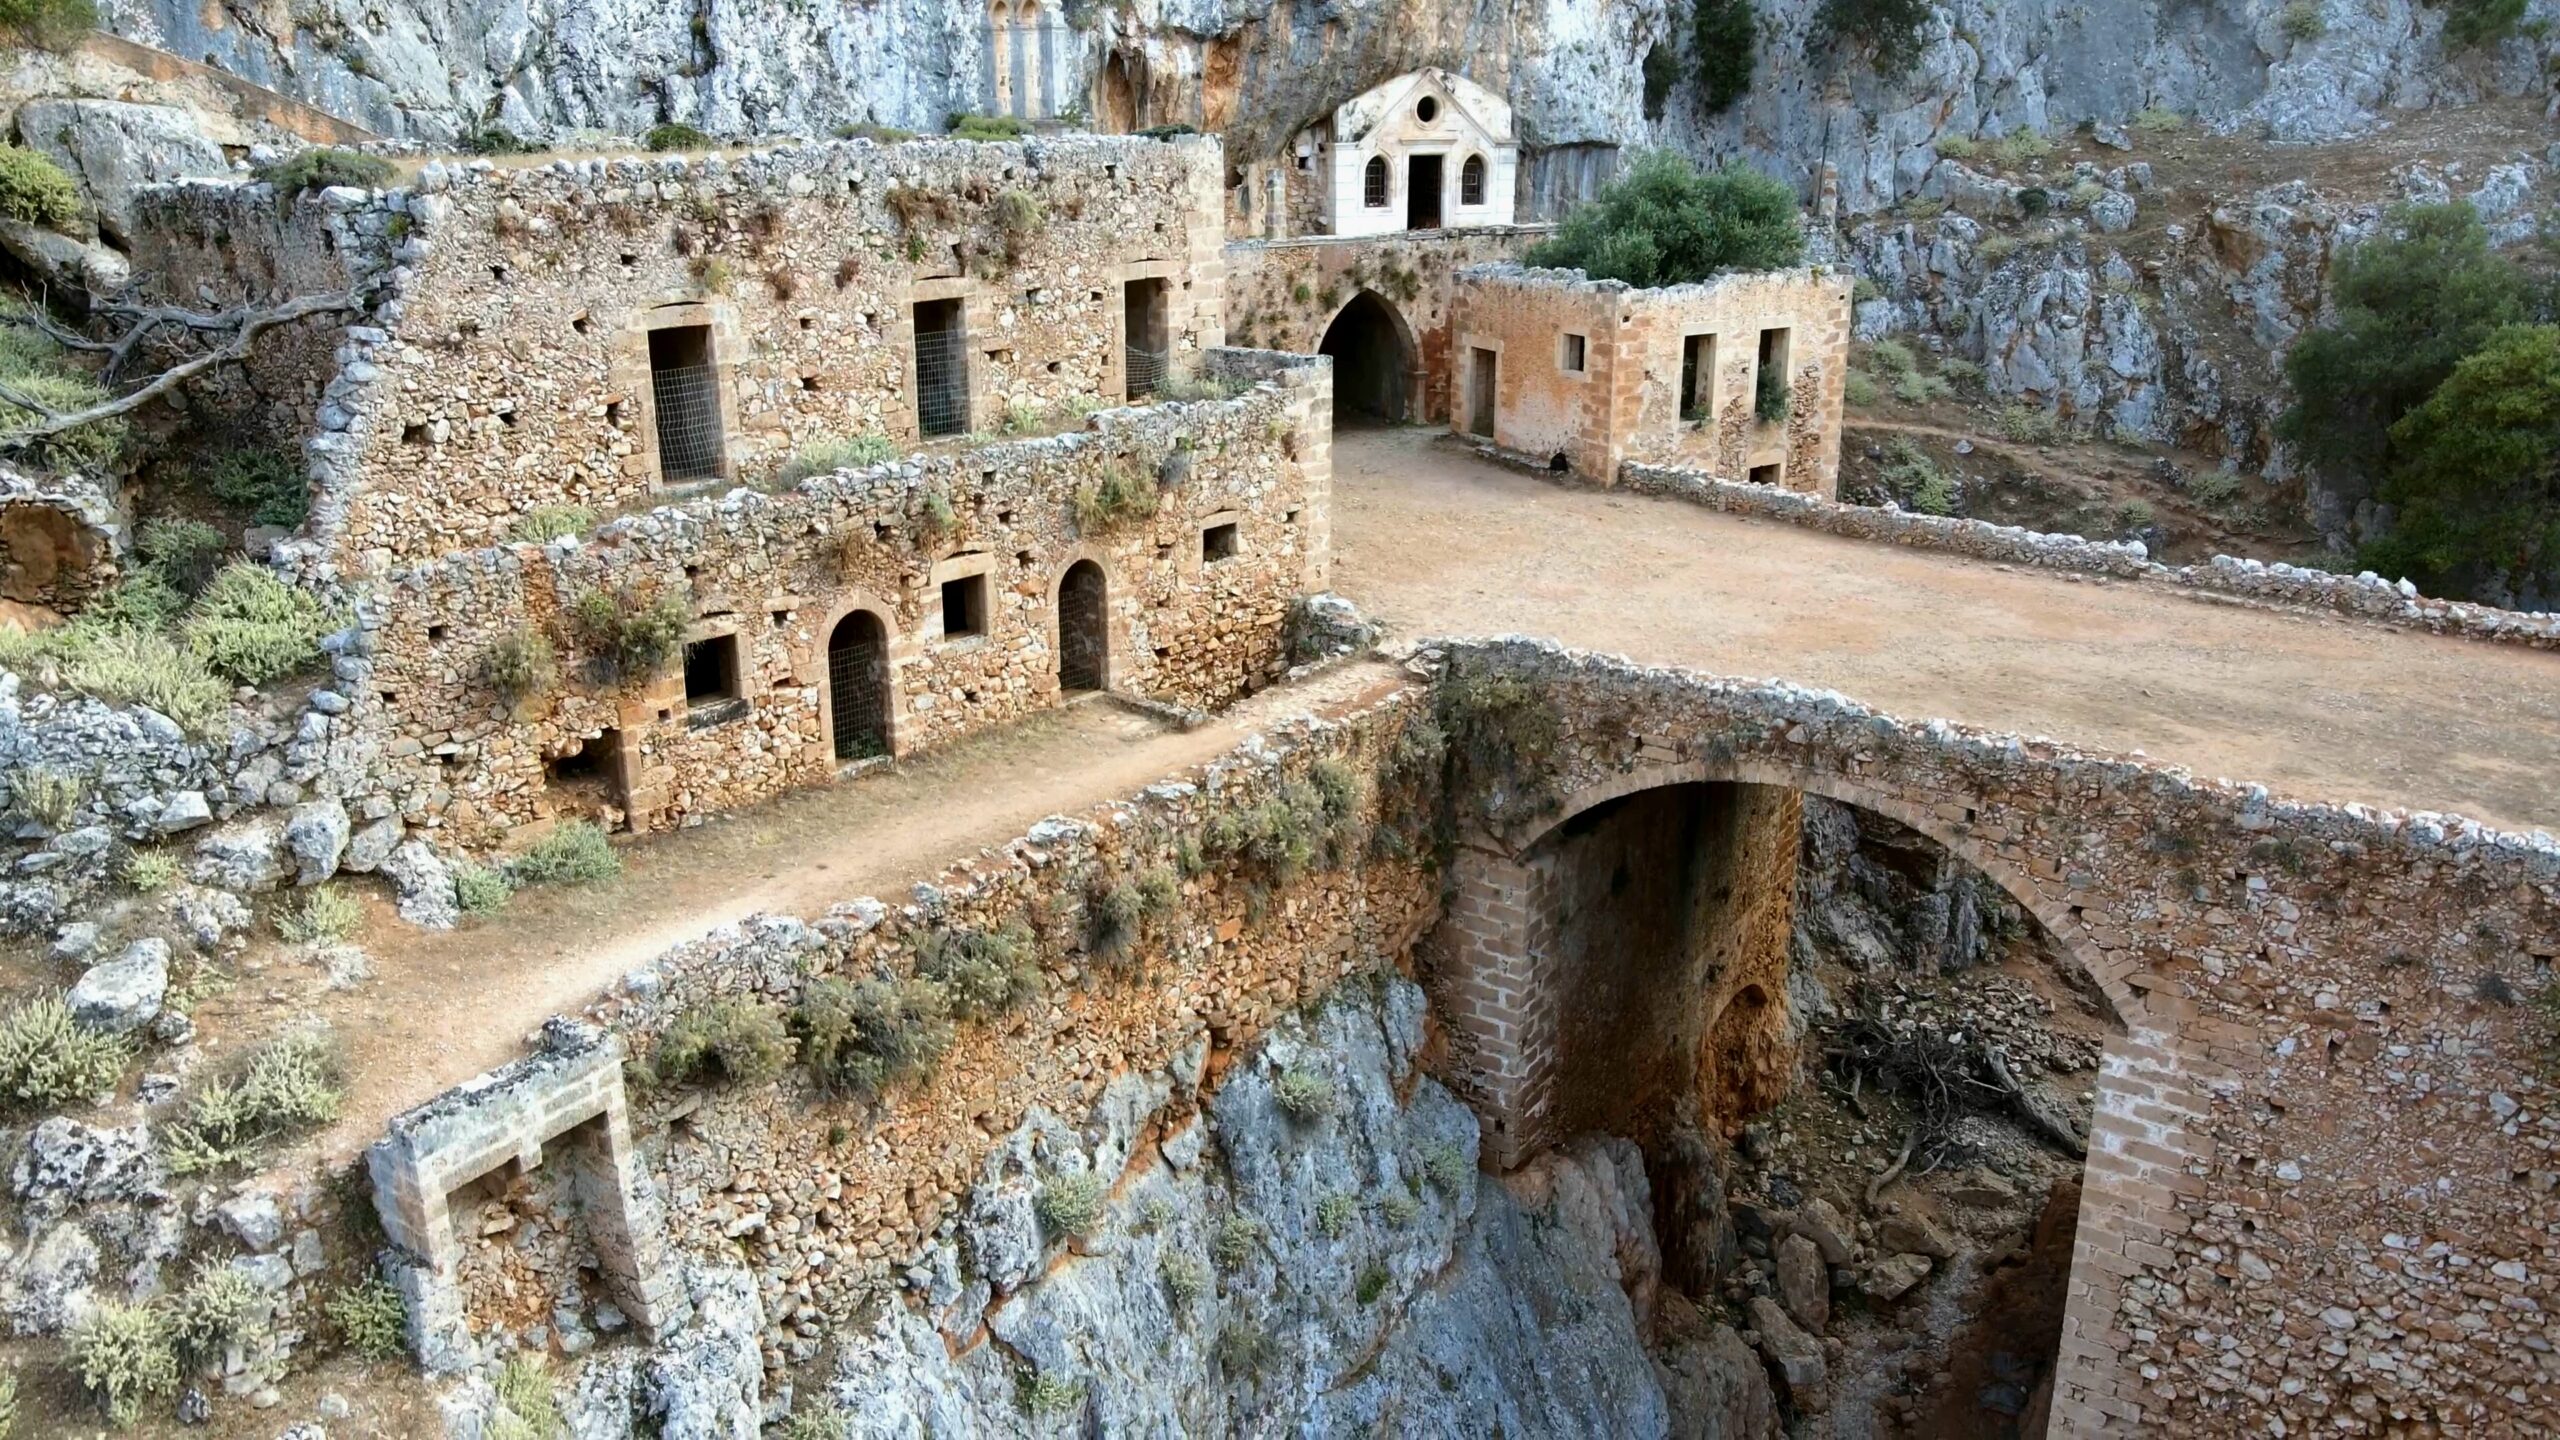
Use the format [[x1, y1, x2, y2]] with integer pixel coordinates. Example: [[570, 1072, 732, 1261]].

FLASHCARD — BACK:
[[1317, 289, 1413, 425]]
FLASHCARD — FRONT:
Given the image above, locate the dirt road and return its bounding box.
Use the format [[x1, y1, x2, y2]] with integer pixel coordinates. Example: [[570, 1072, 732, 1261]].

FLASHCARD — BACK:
[[1328, 427, 2560, 835], [304, 664, 1402, 1157]]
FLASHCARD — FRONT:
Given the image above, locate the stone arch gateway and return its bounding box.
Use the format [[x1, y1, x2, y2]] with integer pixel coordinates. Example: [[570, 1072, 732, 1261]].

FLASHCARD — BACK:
[[1318, 289, 1417, 424]]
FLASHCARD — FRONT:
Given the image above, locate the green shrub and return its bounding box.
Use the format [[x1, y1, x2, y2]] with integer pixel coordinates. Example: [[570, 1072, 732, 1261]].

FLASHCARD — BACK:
[[182, 562, 336, 684], [254, 148, 395, 194], [83, 572, 186, 631], [912, 921, 1038, 1019], [170, 1263, 267, 1361], [1526, 150, 1801, 287], [1156, 369, 1240, 402], [777, 1402, 851, 1440], [649, 997, 793, 1087], [1755, 360, 1791, 422], [2366, 322, 2560, 599], [2115, 498, 2157, 531], [136, 518, 228, 593], [1866, 339, 1917, 377], [947, 113, 1026, 141], [1212, 1213, 1265, 1270], [275, 885, 362, 944], [123, 851, 180, 893], [1355, 1261, 1390, 1304], [1932, 134, 1981, 160], [453, 862, 514, 916], [1998, 404, 2061, 445], [2016, 185, 2050, 218], [564, 585, 689, 680], [1272, 1066, 1337, 1120], [1435, 657, 1563, 829], [504, 505, 596, 544], [1995, 126, 2053, 167], [202, 447, 308, 528], [779, 432, 897, 483], [2069, 178, 2106, 206], [2445, 0, 2526, 46], [645, 122, 713, 152], [0, 145, 81, 229], [833, 121, 916, 143], [1886, 439, 1955, 515], [508, 820, 621, 887], [327, 1276, 406, 1360], [1422, 1140, 1471, 1191], [1314, 1191, 1357, 1238], [0, 991, 128, 1105], [0, 303, 123, 470], [2128, 107, 2185, 134], [911, 482, 957, 544], [993, 188, 1045, 261], [796, 976, 953, 1099], [0, 1368, 17, 1436], [11, 765, 84, 829], [1160, 1251, 1209, 1304], [484, 629, 556, 706], [1379, 1191, 1420, 1226], [48, 627, 229, 734], [492, 1355, 562, 1438], [0, 0, 97, 52], [1939, 357, 1983, 387], [1893, 368, 1952, 405], [160, 1031, 343, 1175], [1035, 1172, 1107, 1236], [1018, 1369, 1084, 1418], [1133, 123, 1198, 140], [1072, 462, 1158, 535], [66, 1299, 178, 1426], [459, 126, 538, 156], [1814, 0, 1934, 74], [2187, 470, 2244, 508], [1689, 0, 1758, 113]]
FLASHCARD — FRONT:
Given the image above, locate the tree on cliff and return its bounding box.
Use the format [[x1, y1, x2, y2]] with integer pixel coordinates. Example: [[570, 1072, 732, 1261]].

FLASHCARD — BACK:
[[1524, 151, 1803, 289], [2276, 203, 2537, 511], [2363, 323, 2560, 602]]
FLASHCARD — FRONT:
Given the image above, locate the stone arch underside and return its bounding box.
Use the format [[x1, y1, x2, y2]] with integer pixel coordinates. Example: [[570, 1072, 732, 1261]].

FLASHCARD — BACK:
[[1317, 289, 1417, 424]]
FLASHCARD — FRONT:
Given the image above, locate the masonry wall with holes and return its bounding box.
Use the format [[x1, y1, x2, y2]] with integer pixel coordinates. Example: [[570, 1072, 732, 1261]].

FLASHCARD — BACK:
[[304, 134, 1228, 572], [363, 350, 1328, 845], [1444, 264, 1851, 496]]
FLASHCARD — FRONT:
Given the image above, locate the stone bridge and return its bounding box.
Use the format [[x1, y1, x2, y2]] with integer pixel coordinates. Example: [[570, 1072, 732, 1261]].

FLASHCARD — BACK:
[[1427, 639, 2560, 1436]]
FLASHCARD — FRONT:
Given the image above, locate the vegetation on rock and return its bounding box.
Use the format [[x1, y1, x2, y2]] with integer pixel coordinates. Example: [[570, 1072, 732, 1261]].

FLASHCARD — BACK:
[[0, 991, 129, 1105], [253, 148, 395, 194], [0, 145, 81, 229], [650, 997, 794, 1087]]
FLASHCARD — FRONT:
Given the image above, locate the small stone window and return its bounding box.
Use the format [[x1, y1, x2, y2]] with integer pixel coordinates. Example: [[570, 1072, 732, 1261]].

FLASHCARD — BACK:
[[683, 634, 744, 726], [1680, 333, 1716, 422], [1416, 95, 1439, 124], [1460, 155, 1485, 206], [1559, 333, 1587, 374], [1363, 156, 1389, 209], [1748, 461, 1783, 487], [1202, 521, 1239, 563], [941, 574, 987, 640]]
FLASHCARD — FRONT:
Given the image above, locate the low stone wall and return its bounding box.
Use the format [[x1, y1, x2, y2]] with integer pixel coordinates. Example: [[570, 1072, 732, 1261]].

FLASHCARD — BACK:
[[1617, 460, 2560, 650], [363, 352, 1329, 842], [411, 684, 1441, 1375], [0, 462, 122, 613]]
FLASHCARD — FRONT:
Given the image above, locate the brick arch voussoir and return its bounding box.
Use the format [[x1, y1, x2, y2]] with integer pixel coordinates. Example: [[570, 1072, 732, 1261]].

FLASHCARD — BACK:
[[1520, 757, 2147, 1035]]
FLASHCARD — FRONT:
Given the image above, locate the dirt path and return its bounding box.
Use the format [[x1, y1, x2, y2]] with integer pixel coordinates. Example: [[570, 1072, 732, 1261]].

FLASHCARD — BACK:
[[284, 663, 1403, 1158], [1327, 427, 2560, 835]]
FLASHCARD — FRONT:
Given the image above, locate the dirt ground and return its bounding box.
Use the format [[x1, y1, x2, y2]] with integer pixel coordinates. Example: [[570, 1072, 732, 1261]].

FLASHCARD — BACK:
[[1328, 426, 2560, 835], [272, 661, 1401, 1161]]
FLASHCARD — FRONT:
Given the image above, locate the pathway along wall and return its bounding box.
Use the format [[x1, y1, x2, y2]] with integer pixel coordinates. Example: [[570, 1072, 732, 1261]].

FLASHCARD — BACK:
[[1424, 638, 2560, 1437], [363, 350, 1330, 843]]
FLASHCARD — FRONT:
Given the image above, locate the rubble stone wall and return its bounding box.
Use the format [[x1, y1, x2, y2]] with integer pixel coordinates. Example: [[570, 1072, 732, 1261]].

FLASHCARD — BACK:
[[1429, 638, 2560, 1438], [1446, 264, 1851, 496], [314, 134, 1231, 570], [1222, 227, 1546, 422], [363, 352, 1330, 844]]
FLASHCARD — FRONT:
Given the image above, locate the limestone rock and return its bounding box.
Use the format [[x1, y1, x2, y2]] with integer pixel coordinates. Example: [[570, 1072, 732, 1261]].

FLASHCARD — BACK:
[[285, 800, 353, 885], [1861, 1251, 1934, 1302], [194, 816, 289, 893], [1654, 1320, 1780, 1440], [381, 839, 458, 929], [1878, 1211, 1957, 1260], [1775, 1232, 1829, 1335], [638, 1263, 765, 1439], [1792, 1197, 1855, 1266], [344, 815, 404, 873], [15, 99, 233, 245], [1746, 1294, 1827, 1411], [69, 937, 169, 1034]]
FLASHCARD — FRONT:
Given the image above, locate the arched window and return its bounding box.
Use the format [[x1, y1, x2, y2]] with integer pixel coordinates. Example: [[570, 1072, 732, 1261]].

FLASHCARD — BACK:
[[1363, 155, 1389, 208], [1460, 154, 1485, 206]]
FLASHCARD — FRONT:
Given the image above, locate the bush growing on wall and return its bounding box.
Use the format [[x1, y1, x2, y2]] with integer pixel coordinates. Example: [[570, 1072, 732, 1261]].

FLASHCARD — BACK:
[[182, 563, 337, 685], [796, 976, 954, 1099], [649, 998, 794, 1087], [1525, 150, 1803, 288], [913, 921, 1039, 1019], [565, 585, 690, 680], [202, 446, 309, 528], [253, 148, 395, 195], [0, 145, 81, 229]]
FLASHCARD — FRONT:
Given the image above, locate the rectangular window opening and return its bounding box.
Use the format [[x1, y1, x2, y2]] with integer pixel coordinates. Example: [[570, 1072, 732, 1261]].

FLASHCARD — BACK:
[[1681, 334, 1717, 422], [682, 634, 745, 727], [648, 324, 726, 483], [1559, 333, 1586, 374], [1202, 522, 1239, 562], [1748, 461, 1783, 487], [913, 298, 969, 438], [940, 573, 986, 640]]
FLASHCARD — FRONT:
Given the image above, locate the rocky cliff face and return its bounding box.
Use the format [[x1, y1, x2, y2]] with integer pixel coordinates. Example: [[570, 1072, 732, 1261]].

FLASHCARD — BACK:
[[97, 0, 2558, 193]]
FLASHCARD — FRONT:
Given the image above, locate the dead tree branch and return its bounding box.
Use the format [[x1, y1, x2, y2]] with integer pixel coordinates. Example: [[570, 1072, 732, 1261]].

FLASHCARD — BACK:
[[1986, 1045, 2088, 1157], [1866, 1126, 1917, 1208], [0, 292, 360, 450]]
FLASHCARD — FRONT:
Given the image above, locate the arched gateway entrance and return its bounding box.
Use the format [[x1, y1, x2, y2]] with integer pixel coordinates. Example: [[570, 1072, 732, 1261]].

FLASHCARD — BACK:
[[1317, 289, 1417, 424], [1057, 560, 1108, 692], [825, 610, 890, 760]]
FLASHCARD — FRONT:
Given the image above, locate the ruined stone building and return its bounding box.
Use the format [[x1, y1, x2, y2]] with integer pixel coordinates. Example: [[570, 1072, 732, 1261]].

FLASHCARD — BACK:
[[1448, 263, 1853, 496]]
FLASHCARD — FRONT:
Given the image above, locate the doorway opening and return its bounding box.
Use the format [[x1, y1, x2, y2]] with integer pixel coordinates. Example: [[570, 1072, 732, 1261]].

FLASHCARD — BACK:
[[1406, 153, 1443, 230], [1058, 560, 1107, 692]]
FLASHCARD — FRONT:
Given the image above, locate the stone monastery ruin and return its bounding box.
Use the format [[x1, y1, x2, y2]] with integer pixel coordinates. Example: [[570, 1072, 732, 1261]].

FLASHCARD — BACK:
[[0, 82, 2557, 1440]]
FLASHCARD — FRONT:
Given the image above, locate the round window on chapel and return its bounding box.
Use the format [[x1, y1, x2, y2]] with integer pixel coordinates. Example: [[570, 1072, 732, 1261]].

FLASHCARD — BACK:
[[1416, 96, 1439, 123]]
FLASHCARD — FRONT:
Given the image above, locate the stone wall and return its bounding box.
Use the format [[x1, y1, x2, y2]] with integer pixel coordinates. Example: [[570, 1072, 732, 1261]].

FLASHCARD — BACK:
[[361, 352, 1331, 843], [1222, 228, 1546, 423], [1424, 638, 2560, 1437], [0, 463, 122, 613], [1446, 263, 1851, 495], [1617, 458, 2560, 650], [307, 134, 1229, 570]]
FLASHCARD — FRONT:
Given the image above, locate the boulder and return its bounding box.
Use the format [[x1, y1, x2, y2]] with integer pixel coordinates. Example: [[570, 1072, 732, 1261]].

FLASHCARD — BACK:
[[382, 839, 457, 929], [284, 799, 352, 885], [156, 791, 214, 834], [15, 100, 233, 246], [194, 816, 288, 892], [1775, 1232, 1829, 1335], [1792, 1196, 1856, 1266], [2089, 190, 2138, 234], [1878, 1211, 1957, 1260], [1747, 1295, 1827, 1411], [1656, 1320, 1779, 1440], [637, 1263, 765, 1439], [1862, 1251, 1935, 1303], [68, 937, 169, 1034], [344, 815, 403, 873]]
